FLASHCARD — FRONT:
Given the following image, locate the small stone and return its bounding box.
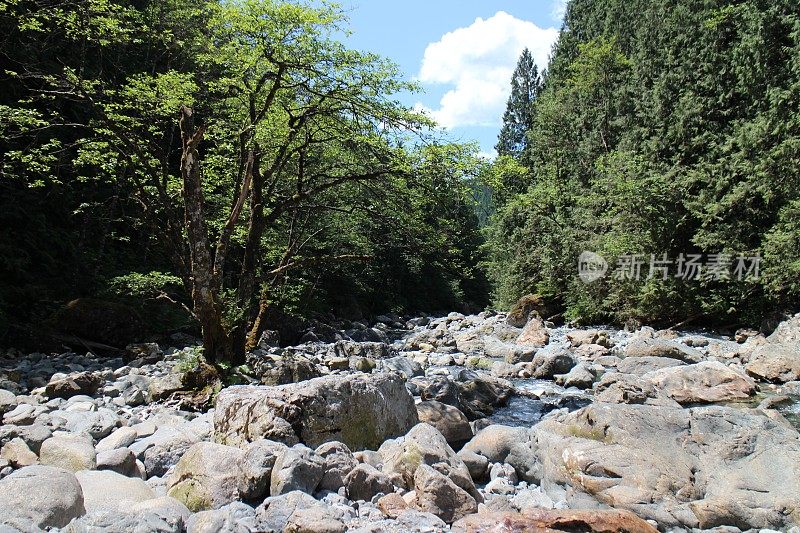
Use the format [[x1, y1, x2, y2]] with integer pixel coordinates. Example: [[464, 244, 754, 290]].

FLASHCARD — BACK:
[[270, 444, 324, 496]]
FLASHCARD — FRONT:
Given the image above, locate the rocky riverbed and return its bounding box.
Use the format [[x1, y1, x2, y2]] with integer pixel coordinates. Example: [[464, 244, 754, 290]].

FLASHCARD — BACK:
[[1, 309, 799, 532]]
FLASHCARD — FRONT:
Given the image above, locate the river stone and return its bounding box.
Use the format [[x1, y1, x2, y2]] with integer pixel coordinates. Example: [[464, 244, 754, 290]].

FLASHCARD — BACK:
[[96, 426, 138, 452], [270, 444, 324, 496], [554, 362, 599, 389], [186, 502, 256, 533], [516, 316, 550, 347], [644, 361, 756, 404], [167, 442, 244, 512], [378, 423, 477, 499], [567, 330, 613, 349], [528, 347, 576, 379], [413, 464, 477, 523], [131, 496, 192, 531], [344, 463, 395, 501], [255, 490, 345, 533], [59, 407, 120, 439], [253, 356, 322, 386], [214, 373, 418, 450], [624, 337, 703, 363], [76, 469, 156, 513], [531, 402, 800, 529], [416, 401, 472, 447], [45, 371, 104, 399], [746, 345, 800, 383], [316, 441, 358, 492], [0, 423, 51, 454], [0, 389, 16, 417], [1, 437, 38, 467], [96, 447, 138, 477], [506, 294, 557, 327], [593, 372, 681, 407], [452, 509, 657, 533], [0, 465, 86, 529], [456, 375, 514, 420], [616, 356, 685, 375], [238, 439, 287, 501], [377, 356, 424, 379], [40, 432, 97, 472]]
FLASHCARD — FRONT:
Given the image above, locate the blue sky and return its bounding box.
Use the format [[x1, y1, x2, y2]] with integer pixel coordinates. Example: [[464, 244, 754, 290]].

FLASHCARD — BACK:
[[328, 1, 567, 155]]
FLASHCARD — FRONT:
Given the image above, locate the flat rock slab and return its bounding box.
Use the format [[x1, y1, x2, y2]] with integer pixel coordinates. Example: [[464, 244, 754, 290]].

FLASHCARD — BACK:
[[213, 372, 418, 450]]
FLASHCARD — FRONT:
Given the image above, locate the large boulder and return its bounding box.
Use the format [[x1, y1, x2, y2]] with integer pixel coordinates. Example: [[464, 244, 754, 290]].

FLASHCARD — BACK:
[[249, 355, 322, 386], [530, 403, 800, 529], [528, 347, 576, 379], [616, 356, 684, 375], [255, 491, 346, 533], [316, 441, 358, 492], [167, 442, 244, 512], [214, 373, 418, 450], [0, 465, 86, 529], [644, 361, 756, 404], [343, 463, 395, 502]]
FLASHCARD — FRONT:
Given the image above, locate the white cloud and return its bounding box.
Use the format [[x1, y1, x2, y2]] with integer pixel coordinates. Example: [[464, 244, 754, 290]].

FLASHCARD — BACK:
[[416, 11, 558, 129], [551, 0, 569, 22]]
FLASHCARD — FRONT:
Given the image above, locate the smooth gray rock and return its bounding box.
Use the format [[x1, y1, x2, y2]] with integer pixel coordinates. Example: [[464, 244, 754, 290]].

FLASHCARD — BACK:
[[96, 447, 138, 477], [75, 469, 156, 513], [0, 465, 86, 529]]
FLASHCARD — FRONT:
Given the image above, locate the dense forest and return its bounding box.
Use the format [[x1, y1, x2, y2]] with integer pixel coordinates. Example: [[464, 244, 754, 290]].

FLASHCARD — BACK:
[[0, 0, 488, 357], [1, 0, 799, 356], [485, 0, 800, 328]]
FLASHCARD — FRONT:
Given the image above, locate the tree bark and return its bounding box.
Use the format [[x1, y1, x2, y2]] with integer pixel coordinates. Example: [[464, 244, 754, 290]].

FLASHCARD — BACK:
[[179, 106, 235, 365]]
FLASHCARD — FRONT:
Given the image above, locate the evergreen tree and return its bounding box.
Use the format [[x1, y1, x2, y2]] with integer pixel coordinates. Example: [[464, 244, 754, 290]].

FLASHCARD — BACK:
[[495, 48, 542, 159]]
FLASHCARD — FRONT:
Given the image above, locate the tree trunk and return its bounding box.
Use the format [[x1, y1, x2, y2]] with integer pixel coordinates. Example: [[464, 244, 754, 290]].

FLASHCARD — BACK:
[[179, 106, 238, 365]]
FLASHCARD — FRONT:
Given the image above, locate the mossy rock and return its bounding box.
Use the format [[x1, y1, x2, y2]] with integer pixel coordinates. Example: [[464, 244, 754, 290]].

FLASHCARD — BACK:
[[507, 294, 560, 327], [167, 479, 212, 512]]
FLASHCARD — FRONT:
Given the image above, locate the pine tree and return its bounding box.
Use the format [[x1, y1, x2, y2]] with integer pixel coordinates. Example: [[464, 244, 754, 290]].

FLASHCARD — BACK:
[[495, 48, 542, 159]]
